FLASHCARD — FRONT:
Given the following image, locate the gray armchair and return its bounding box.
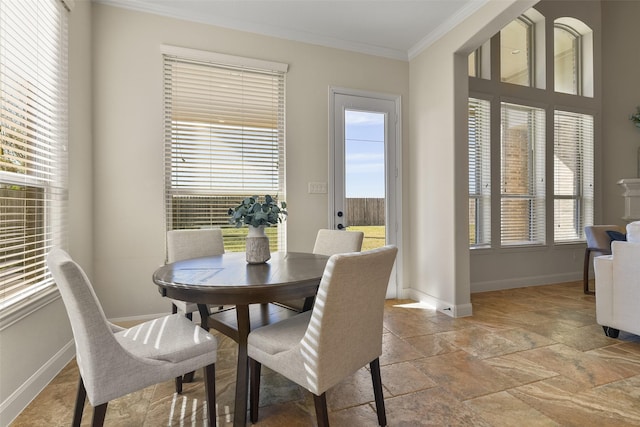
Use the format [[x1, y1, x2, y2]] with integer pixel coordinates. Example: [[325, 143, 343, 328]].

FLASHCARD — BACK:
[[583, 225, 625, 294]]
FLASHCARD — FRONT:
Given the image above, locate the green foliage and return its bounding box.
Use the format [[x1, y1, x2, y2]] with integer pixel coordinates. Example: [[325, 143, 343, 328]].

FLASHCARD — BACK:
[[631, 106, 640, 129], [228, 195, 287, 228]]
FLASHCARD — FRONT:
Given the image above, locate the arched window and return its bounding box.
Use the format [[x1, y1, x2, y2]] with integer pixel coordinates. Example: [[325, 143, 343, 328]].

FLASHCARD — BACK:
[[554, 18, 593, 97], [501, 17, 534, 86]]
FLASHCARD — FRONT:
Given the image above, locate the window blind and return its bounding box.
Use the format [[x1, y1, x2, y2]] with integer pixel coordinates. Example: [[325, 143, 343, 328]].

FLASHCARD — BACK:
[[554, 110, 593, 242], [0, 0, 69, 308], [163, 52, 286, 251], [500, 103, 545, 246], [468, 98, 491, 247]]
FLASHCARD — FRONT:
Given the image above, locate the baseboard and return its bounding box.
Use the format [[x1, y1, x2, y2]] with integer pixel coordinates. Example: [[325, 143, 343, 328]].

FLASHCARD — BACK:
[[0, 339, 75, 427], [403, 288, 473, 318], [471, 271, 582, 293]]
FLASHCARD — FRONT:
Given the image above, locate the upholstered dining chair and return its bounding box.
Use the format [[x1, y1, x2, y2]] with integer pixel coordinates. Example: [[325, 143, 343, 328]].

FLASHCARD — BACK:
[[167, 228, 226, 318], [166, 228, 225, 392], [248, 245, 397, 426], [583, 224, 625, 294], [46, 248, 217, 427], [275, 228, 364, 312]]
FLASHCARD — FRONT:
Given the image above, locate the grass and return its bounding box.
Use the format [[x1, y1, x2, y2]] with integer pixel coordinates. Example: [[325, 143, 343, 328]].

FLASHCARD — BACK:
[[220, 225, 387, 252], [347, 225, 386, 251]]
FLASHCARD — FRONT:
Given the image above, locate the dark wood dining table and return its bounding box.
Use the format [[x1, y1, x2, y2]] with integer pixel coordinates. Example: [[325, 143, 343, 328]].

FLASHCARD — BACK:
[[152, 251, 329, 426]]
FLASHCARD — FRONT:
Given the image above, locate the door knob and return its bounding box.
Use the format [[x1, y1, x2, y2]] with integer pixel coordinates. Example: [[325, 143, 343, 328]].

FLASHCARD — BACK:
[[337, 224, 345, 230]]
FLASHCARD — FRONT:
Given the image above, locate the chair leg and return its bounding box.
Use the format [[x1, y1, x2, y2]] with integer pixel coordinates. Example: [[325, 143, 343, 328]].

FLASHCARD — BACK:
[[177, 310, 197, 389], [172, 303, 178, 314], [203, 363, 216, 427], [91, 402, 108, 427], [313, 393, 330, 427], [583, 248, 594, 295], [72, 376, 87, 427], [370, 358, 387, 426], [250, 358, 262, 423]]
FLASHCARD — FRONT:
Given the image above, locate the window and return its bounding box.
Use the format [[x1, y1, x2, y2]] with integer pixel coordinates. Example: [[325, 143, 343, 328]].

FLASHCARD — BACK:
[[501, 103, 546, 246], [468, 98, 491, 247], [554, 111, 593, 242], [0, 0, 69, 310], [500, 17, 533, 86], [554, 24, 580, 95], [554, 17, 593, 97], [163, 47, 287, 252], [469, 8, 594, 250]]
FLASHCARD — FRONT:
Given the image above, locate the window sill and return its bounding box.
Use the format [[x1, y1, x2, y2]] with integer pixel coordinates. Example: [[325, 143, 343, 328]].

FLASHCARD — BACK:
[[0, 286, 61, 331]]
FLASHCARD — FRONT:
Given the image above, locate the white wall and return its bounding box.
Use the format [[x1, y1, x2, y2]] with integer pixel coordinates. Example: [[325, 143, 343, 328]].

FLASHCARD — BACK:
[[602, 1, 640, 224], [90, 3, 410, 319], [0, 1, 93, 424]]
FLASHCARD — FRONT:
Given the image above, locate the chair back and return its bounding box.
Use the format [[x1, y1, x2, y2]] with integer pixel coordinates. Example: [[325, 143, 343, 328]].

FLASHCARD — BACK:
[[167, 228, 225, 263], [46, 248, 124, 398], [301, 245, 397, 393], [585, 225, 625, 256], [312, 229, 364, 256]]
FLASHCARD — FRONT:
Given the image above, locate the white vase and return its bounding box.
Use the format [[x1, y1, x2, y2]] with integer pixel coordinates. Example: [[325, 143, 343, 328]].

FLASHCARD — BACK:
[[246, 225, 271, 264]]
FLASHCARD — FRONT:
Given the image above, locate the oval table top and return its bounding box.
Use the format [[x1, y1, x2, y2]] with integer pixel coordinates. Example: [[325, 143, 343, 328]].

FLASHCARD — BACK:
[[152, 251, 330, 305]]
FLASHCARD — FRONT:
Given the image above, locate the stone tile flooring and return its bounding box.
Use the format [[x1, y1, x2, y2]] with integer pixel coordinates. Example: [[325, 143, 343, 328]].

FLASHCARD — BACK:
[[11, 281, 640, 426]]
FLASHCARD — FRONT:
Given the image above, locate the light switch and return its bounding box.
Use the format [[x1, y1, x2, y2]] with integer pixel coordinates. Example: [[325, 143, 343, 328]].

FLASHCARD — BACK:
[[308, 182, 327, 194]]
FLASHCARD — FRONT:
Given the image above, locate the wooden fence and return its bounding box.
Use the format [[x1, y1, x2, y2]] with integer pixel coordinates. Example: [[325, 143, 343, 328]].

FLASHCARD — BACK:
[[346, 198, 385, 226]]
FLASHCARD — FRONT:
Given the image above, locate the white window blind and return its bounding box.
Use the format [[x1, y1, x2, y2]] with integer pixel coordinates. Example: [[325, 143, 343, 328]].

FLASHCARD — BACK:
[[468, 98, 491, 247], [0, 0, 69, 309], [554, 110, 593, 242], [500, 103, 545, 246], [163, 50, 286, 251]]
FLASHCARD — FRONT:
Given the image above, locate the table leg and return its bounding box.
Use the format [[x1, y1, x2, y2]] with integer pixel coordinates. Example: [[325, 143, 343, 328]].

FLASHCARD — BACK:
[[234, 304, 250, 427]]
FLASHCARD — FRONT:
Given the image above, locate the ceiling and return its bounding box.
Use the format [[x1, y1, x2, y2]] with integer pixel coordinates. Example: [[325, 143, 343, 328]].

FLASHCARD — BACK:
[[98, 0, 488, 61]]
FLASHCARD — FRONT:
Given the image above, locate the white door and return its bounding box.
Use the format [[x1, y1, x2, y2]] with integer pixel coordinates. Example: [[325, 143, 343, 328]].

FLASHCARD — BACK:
[[329, 88, 401, 298]]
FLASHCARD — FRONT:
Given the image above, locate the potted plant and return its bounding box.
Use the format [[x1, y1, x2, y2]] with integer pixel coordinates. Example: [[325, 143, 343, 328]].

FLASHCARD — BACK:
[[631, 106, 640, 177], [630, 106, 640, 129], [228, 195, 287, 263]]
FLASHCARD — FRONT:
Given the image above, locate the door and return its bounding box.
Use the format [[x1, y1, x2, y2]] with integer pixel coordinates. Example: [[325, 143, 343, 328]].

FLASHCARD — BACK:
[[330, 88, 401, 298]]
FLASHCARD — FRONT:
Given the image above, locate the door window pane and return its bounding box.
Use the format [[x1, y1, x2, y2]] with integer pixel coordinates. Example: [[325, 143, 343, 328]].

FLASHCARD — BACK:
[[345, 110, 385, 250]]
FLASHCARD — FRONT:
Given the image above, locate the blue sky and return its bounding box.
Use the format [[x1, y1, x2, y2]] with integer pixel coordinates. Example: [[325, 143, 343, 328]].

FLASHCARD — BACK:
[[345, 110, 385, 198]]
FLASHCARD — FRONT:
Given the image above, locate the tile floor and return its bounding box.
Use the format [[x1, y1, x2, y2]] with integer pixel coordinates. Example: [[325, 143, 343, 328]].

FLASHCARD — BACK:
[[11, 281, 640, 426]]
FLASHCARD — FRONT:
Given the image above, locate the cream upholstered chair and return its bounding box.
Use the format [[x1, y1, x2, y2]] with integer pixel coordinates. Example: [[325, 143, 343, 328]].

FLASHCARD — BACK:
[[312, 228, 365, 256], [167, 228, 226, 318], [248, 245, 397, 426], [583, 224, 625, 294], [167, 228, 225, 392], [594, 221, 640, 338], [46, 248, 217, 427], [275, 228, 364, 312]]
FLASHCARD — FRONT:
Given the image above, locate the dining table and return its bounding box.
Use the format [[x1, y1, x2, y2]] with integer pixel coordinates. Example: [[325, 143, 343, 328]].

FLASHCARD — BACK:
[[152, 251, 330, 426]]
